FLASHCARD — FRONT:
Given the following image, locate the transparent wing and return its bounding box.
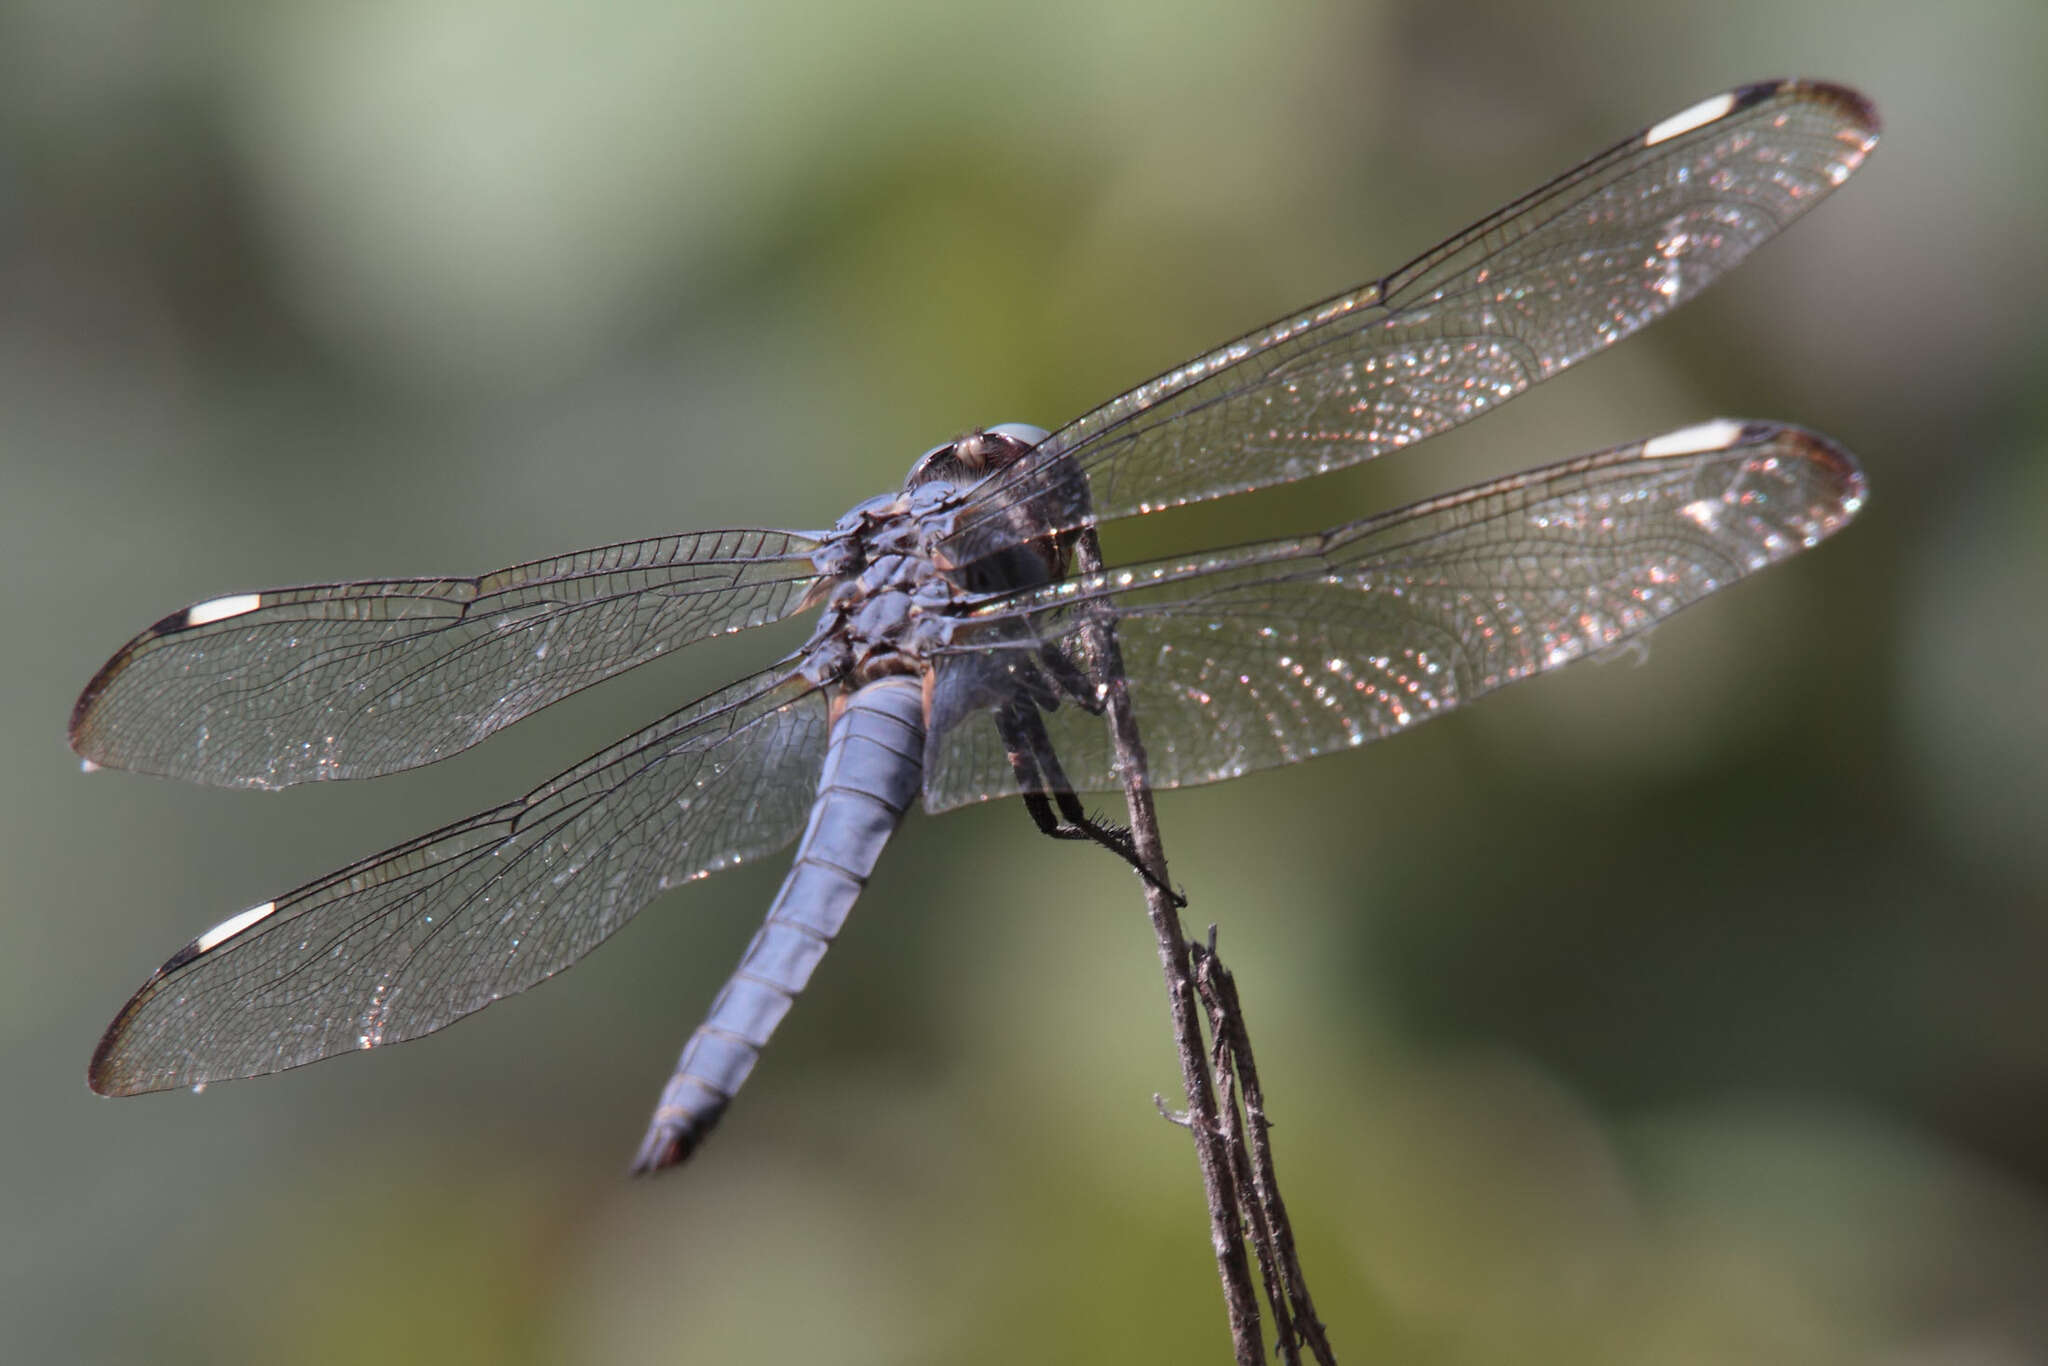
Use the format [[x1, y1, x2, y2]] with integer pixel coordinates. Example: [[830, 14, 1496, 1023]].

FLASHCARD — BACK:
[[89, 667, 830, 1096], [939, 79, 1877, 564], [71, 529, 825, 788], [924, 421, 1862, 808]]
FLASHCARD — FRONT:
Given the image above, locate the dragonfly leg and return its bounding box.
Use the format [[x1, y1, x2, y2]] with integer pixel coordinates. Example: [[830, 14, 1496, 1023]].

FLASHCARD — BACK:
[[1001, 703, 1183, 906], [1039, 638, 1105, 715]]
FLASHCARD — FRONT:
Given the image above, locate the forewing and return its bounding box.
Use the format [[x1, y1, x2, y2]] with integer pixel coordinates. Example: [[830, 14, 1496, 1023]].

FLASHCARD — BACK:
[[89, 668, 830, 1096], [940, 80, 1876, 563], [71, 529, 825, 788], [924, 421, 1862, 808]]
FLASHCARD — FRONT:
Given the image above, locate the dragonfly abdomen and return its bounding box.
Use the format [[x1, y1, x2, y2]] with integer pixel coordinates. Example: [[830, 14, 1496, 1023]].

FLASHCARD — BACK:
[[630, 676, 925, 1172]]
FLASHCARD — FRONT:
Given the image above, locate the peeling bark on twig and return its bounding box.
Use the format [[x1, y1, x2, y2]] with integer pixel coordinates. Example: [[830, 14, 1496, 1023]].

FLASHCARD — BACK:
[[1193, 931, 1335, 1365]]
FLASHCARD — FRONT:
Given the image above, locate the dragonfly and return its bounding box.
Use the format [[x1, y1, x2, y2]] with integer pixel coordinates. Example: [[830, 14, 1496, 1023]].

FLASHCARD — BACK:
[[75, 79, 1878, 1173]]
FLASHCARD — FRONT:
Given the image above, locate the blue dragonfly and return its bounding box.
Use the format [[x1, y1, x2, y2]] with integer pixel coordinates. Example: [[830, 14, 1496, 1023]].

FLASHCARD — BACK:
[[73, 79, 1878, 1171]]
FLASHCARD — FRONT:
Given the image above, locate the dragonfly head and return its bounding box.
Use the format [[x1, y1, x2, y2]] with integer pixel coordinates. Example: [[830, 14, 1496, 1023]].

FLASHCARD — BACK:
[[904, 423, 1049, 491]]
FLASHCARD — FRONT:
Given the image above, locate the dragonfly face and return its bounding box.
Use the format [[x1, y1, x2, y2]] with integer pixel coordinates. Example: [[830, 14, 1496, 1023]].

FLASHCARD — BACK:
[[72, 79, 1879, 1172]]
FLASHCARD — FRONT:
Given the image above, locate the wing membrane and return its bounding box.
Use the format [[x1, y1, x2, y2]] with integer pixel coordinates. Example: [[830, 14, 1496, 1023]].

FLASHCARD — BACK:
[[940, 79, 1876, 563], [924, 421, 1862, 808], [71, 529, 824, 788], [89, 667, 830, 1095]]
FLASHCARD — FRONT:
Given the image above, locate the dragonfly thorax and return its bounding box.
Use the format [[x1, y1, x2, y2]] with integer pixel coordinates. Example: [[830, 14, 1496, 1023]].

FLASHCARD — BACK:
[[799, 422, 1067, 691], [800, 501, 966, 690]]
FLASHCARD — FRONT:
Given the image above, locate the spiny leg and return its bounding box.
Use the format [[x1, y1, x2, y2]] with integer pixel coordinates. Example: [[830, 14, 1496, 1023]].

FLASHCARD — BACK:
[[998, 702, 1183, 906], [1017, 648, 1163, 886]]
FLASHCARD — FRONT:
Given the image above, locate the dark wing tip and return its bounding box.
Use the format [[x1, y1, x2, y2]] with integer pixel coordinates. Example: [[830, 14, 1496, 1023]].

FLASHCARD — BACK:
[[1642, 419, 1867, 537], [68, 682, 108, 760], [87, 983, 158, 1097], [87, 929, 208, 1097], [1732, 77, 1882, 141], [1786, 78, 1882, 140], [1713, 421, 1868, 542], [86, 1051, 128, 1097], [68, 610, 166, 757], [1771, 423, 1870, 510], [69, 605, 194, 763]]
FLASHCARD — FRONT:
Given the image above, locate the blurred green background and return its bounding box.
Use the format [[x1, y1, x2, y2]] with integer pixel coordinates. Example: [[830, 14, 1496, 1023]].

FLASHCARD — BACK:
[[6, 1, 2045, 1362]]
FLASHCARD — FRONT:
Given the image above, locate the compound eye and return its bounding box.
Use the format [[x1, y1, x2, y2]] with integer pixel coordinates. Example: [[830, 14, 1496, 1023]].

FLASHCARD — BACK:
[[904, 439, 960, 485], [983, 422, 1049, 449], [904, 423, 1049, 487]]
